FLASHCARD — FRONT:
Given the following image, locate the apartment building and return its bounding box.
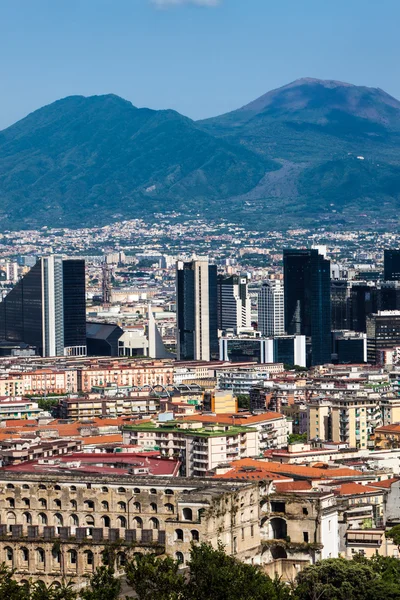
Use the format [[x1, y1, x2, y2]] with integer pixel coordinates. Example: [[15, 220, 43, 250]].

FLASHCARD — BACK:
[[0, 398, 41, 421], [123, 419, 258, 477], [0, 472, 261, 586], [21, 369, 78, 395], [59, 394, 159, 420], [216, 364, 284, 394], [77, 362, 174, 392]]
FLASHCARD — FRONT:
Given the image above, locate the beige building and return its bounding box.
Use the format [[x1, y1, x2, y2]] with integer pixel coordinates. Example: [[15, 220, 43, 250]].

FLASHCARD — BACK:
[[0, 472, 260, 586], [77, 362, 173, 392], [123, 420, 259, 477], [59, 393, 159, 420]]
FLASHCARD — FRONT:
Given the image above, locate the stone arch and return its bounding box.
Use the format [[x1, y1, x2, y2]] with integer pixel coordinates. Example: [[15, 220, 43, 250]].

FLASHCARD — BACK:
[[271, 545, 287, 560], [269, 517, 287, 540]]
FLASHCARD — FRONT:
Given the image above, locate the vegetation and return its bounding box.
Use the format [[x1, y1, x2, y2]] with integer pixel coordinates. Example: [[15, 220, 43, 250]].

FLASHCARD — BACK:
[[3, 546, 400, 599], [236, 394, 250, 410], [288, 433, 308, 445]]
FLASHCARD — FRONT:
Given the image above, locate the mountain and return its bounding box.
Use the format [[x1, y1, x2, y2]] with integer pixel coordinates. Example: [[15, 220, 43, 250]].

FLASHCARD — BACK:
[[0, 94, 271, 229], [1, 79, 400, 231], [199, 78, 400, 228]]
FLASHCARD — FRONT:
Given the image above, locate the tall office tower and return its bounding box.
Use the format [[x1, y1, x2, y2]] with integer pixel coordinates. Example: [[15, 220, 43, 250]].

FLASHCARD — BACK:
[[217, 275, 251, 331], [0, 256, 86, 357], [384, 250, 400, 281], [258, 281, 285, 336], [283, 249, 331, 366], [366, 311, 400, 364], [176, 258, 218, 361], [350, 283, 377, 332], [331, 280, 351, 330]]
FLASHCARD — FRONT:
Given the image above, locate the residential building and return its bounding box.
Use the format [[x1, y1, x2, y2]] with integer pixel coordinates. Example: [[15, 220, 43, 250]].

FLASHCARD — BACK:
[[257, 281, 285, 337], [123, 419, 258, 476], [216, 364, 284, 394], [59, 393, 159, 420], [283, 249, 331, 366], [176, 259, 218, 361], [0, 398, 41, 421]]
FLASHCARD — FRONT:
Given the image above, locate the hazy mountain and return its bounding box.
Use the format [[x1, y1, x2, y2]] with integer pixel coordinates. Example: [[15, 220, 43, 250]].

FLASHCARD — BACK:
[[0, 94, 271, 229], [1, 79, 400, 230]]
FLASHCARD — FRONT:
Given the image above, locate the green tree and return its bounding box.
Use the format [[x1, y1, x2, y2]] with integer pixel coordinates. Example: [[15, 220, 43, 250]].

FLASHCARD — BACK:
[[0, 563, 30, 600], [236, 394, 250, 410], [31, 580, 77, 600], [80, 566, 121, 600], [125, 553, 186, 600], [386, 525, 400, 552], [288, 433, 307, 445], [187, 542, 286, 600]]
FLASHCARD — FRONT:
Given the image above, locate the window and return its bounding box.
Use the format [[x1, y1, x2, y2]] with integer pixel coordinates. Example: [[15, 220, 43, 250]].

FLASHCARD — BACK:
[[182, 507, 193, 521], [251, 525, 254, 537], [302, 507, 308, 516], [134, 488, 141, 494], [102, 501, 109, 511], [150, 503, 158, 513], [101, 487, 108, 493], [191, 530, 199, 542], [150, 518, 159, 530], [84, 500, 95, 510], [118, 502, 126, 512], [54, 499, 62, 508], [117, 516, 127, 528], [39, 498, 47, 509], [85, 516, 95, 526], [70, 500, 77, 510], [271, 501, 286, 513], [70, 515, 79, 527], [54, 485, 61, 491], [70, 486, 76, 492], [39, 513, 47, 525], [6, 484, 14, 489], [5, 547, 13, 562], [54, 514, 63, 526], [69, 550, 77, 565], [150, 488, 157, 495], [303, 532, 309, 543], [23, 512, 32, 525], [6, 498, 15, 508], [22, 485, 29, 490], [22, 498, 30, 507], [36, 548, 45, 565], [118, 487, 126, 494], [175, 552, 184, 564], [21, 548, 29, 563], [133, 502, 141, 513], [165, 489, 174, 496], [85, 551, 94, 566], [165, 503, 174, 514], [102, 516, 111, 528], [38, 484, 46, 490], [175, 529, 184, 541], [133, 517, 143, 529]]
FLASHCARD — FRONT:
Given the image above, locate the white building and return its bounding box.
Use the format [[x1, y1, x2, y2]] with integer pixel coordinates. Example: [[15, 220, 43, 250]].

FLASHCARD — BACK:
[[217, 275, 251, 331], [258, 281, 285, 337]]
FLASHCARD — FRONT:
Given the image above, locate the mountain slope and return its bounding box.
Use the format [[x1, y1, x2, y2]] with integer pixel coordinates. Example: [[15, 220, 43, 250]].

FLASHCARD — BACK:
[[0, 94, 271, 229], [199, 78, 400, 228]]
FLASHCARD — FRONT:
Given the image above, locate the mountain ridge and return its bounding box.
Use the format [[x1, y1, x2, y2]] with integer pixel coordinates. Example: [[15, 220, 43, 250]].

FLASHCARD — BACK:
[[1, 78, 400, 231]]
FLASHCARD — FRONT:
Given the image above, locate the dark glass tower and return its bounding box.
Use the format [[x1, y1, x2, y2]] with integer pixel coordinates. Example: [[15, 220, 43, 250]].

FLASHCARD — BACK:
[[176, 259, 218, 361], [283, 249, 331, 366], [0, 257, 86, 357], [350, 284, 377, 332], [384, 250, 400, 281]]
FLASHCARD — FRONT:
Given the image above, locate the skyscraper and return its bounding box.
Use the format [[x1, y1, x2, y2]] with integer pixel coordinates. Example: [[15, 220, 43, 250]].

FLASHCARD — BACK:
[[258, 281, 285, 336], [384, 250, 400, 281], [176, 258, 218, 361], [217, 275, 251, 332], [283, 249, 331, 366], [0, 256, 86, 357]]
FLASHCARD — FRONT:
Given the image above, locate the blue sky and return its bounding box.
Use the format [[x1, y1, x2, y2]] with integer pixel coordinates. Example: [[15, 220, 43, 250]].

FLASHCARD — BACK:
[[0, 0, 399, 128]]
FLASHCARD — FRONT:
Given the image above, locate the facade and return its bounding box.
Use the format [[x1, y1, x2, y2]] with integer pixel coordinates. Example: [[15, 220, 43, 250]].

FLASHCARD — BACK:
[[331, 280, 351, 330], [59, 394, 159, 420], [176, 259, 218, 361], [0, 398, 41, 421], [384, 249, 400, 281], [77, 362, 174, 392], [0, 256, 86, 357], [216, 364, 284, 394], [219, 334, 306, 367], [366, 311, 400, 363], [217, 275, 251, 331], [283, 249, 331, 366], [257, 281, 285, 337], [123, 420, 258, 476], [0, 472, 261, 585]]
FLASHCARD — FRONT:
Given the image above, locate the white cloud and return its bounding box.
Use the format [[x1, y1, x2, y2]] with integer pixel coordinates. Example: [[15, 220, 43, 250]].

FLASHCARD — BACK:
[[150, 0, 221, 8]]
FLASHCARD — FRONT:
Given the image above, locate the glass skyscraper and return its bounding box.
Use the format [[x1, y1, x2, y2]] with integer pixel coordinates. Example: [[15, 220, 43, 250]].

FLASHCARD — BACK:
[[283, 249, 331, 366], [0, 256, 86, 357]]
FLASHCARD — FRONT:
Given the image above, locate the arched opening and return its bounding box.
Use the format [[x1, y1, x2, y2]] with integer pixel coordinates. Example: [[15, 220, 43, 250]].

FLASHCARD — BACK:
[[117, 516, 127, 528], [6, 512, 16, 532], [133, 488, 140, 494], [54, 499, 62, 509], [133, 517, 143, 529], [150, 503, 158, 513], [182, 507, 193, 521], [165, 489, 174, 496], [68, 549, 78, 568], [102, 501, 109, 511], [191, 530, 199, 542], [165, 503, 174, 514], [22, 512, 32, 525], [70, 514, 79, 529], [36, 548, 46, 567], [133, 502, 141, 513], [102, 515, 111, 528], [22, 498, 30, 508], [117, 552, 127, 568], [269, 517, 287, 540], [149, 517, 159, 530], [6, 498, 15, 508], [84, 550, 94, 570], [175, 552, 184, 564], [54, 513, 63, 527], [150, 488, 157, 495], [38, 513, 47, 525], [70, 500, 77, 510], [5, 547, 13, 566], [86, 515, 95, 527], [20, 547, 29, 565], [102, 487, 108, 493], [39, 498, 47, 509], [118, 501, 126, 512], [84, 500, 95, 511], [175, 529, 184, 541], [118, 487, 126, 494]]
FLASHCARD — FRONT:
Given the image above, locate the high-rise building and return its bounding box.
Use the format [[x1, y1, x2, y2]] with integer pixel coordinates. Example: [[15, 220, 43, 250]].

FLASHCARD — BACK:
[[350, 284, 377, 332], [366, 310, 400, 364], [331, 280, 351, 330], [283, 249, 331, 366], [384, 249, 400, 281], [258, 281, 285, 336], [176, 258, 218, 361], [0, 256, 86, 357], [217, 275, 251, 331]]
